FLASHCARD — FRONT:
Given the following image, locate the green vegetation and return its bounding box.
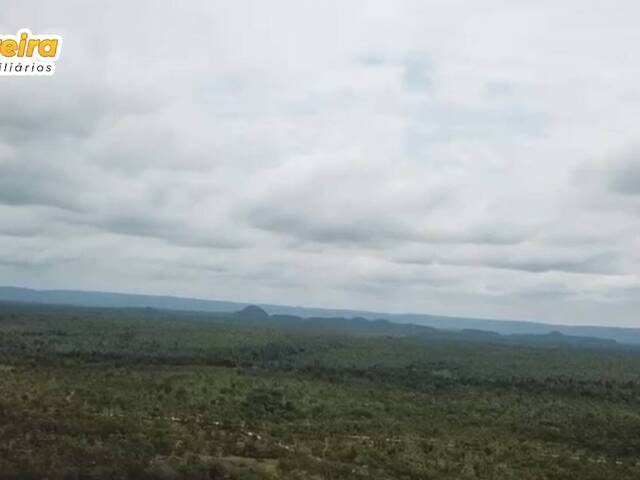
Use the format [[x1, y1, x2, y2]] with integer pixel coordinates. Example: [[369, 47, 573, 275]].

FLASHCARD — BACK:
[[1, 301, 640, 479]]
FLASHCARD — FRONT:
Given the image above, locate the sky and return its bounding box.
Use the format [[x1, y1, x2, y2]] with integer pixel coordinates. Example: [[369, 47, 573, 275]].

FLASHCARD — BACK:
[[1, 1, 640, 327]]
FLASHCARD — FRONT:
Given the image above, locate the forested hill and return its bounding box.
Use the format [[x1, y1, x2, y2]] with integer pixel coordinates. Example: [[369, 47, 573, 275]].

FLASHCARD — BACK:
[[230, 306, 624, 350], [1, 286, 639, 344]]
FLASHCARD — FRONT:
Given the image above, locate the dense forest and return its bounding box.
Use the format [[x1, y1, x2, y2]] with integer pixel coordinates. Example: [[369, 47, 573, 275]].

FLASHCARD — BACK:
[[1, 301, 640, 479]]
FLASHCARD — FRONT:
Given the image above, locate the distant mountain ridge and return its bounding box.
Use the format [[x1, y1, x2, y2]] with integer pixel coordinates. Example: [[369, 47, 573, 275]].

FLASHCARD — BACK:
[[230, 306, 621, 350], [1, 286, 639, 345]]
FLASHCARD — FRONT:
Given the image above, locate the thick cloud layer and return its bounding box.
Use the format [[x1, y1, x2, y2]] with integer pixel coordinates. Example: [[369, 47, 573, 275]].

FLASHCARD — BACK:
[[1, 1, 640, 326]]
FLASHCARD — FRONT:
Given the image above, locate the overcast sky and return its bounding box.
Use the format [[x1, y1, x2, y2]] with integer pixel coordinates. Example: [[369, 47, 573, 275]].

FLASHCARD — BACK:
[[1, 1, 640, 326]]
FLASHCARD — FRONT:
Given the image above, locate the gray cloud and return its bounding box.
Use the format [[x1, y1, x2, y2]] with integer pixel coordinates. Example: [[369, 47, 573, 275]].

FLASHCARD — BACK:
[[607, 155, 640, 196], [403, 55, 433, 93], [1, 0, 640, 326], [398, 250, 620, 275]]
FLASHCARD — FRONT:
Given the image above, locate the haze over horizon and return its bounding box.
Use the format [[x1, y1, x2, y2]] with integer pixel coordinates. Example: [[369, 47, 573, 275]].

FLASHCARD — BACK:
[[2, 1, 640, 327], [1, 283, 637, 331]]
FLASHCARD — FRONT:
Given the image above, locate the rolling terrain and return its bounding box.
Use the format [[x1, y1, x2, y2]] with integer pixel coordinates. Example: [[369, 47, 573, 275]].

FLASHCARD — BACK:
[[1, 301, 640, 479], [2, 286, 639, 344]]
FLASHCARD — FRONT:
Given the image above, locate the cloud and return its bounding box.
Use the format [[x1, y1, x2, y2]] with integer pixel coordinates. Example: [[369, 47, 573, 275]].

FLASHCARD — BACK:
[[397, 246, 621, 275], [1, 0, 640, 326], [606, 153, 640, 196]]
